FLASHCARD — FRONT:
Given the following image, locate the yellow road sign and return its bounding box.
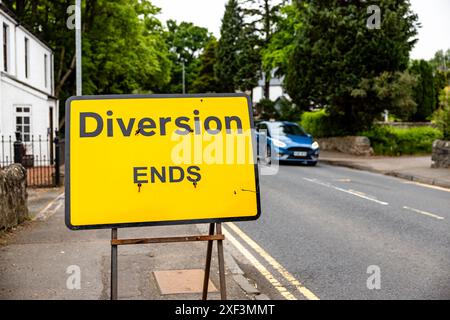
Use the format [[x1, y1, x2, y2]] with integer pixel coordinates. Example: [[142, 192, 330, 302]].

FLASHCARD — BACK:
[[65, 94, 260, 230]]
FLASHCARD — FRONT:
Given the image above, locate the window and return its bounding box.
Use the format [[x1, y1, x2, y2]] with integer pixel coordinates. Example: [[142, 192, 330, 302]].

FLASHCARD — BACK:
[[44, 54, 48, 87], [3, 23, 8, 72], [16, 107, 31, 142], [268, 122, 307, 137], [24, 37, 29, 78]]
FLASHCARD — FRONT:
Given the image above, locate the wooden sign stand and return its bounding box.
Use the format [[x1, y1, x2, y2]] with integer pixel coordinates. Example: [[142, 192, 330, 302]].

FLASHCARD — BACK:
[[110, 223, 227, 300]]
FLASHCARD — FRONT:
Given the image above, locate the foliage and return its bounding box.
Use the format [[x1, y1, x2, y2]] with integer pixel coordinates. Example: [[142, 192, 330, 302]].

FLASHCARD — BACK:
[[433, 70, 449, 107], [432, 89, 450, 140], [428, 49, 450, 71], [277, 97, 301, 121], [262, 3, 301, 78], [216, 0, 243, 92], [353, 71, 418, 121], [241, 0, 284, 98], [82, 0, 171, 95], [408, 60, 436, 121], [362, 126, 443, 156], [285, 0, 419, 133], [256, 98, 278, 119], [191, 38, 220, 93], [159, 20, 212, 94], [299, 109, 349, 138], [234, 23, 261, 92], [3, 0, 172, 127]]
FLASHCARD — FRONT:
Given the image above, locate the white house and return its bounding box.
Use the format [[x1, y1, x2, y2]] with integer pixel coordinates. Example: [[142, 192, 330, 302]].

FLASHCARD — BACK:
[[252, 70, 288, 105], [0, 2, 57, 165]]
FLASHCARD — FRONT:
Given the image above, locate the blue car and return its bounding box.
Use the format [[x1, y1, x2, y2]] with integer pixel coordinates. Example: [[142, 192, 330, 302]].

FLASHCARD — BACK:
[[256, 121, 320, 165]]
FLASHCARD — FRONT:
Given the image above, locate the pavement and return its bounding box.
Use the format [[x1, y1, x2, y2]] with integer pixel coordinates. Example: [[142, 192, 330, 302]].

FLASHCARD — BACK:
[[320, 151, 450, 189], [0, 187, 267, 300]]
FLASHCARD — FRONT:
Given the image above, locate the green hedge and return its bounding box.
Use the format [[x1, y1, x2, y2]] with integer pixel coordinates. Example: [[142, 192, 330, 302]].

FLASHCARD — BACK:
[[300, 110, 443, 155], [362, 126, 443, 156], [299, 109, 347, 138]]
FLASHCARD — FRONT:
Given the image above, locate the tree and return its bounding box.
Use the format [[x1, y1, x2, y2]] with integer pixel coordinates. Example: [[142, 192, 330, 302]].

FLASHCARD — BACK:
[[234, 23, 261, 93], [262, 3, 301, 78], [191, 38, 220, 93], [429, 49, 450, 72], [82, 0, 171, 95], [432, 88, 450, 140], [216, 0, 243, 92], [434, 71, 448, 108], [429, 49, 450, 111], [3, 0, 172, 128], [285, 0, 419, 133], [159, 20, 212, 94], [241, 0, 283, 98], [409, 60, 436, 121]]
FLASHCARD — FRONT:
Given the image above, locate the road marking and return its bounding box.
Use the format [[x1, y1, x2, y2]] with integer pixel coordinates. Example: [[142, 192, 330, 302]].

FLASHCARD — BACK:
[[402, 181, 450, 193], [34, 192, 65, 221], [222, 227, 297, 300], [335, 178, 351, 182], [225, 222, 319, 300], [402, 206, 445, 220], [303, 178, 389, 206]]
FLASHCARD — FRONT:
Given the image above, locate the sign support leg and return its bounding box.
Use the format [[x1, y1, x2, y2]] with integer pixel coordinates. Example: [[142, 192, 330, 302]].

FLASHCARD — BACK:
[[202, 223, 215, 300], [111, 228, 118, 300], [108, 225, 227, 300], [216, 223, 227, 300]]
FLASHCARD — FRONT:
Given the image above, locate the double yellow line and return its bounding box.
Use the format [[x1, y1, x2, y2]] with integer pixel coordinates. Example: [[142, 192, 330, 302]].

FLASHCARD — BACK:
[[223, 222, 319, 300]]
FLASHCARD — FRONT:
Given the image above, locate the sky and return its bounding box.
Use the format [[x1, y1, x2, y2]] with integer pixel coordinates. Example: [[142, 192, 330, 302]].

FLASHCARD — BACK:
[[151, 0, 450, 61]]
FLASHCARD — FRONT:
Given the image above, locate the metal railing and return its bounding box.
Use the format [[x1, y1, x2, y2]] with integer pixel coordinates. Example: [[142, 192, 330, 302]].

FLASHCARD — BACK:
[[0, 133, 61, 188]]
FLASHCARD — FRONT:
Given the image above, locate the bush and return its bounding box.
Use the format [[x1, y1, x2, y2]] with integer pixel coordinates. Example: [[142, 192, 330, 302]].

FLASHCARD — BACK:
[[300, 109, 348, 138], [277, 97, 300, 121], [362, 126, 443, 156], [431, 88, 450, 140], [256, 98, 278, 120]]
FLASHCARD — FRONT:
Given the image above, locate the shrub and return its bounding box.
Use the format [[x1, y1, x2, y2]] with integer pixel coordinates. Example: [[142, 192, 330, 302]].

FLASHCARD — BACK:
[[277, 97, 301, 121], [362, 126, 443, 156], [431, 88, 450, 140], [299, 109, 348, 138], [256, 98, 278, 120]]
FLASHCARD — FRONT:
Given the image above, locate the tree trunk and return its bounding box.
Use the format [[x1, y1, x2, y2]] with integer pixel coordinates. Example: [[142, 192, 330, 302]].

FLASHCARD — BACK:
[[55, 54, 76, 98], [264, 78, 270, 99], [263, 0, 271, 100]]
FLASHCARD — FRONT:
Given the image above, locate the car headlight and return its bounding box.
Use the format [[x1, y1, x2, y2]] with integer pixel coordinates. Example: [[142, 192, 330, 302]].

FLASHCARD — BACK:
[[272, 139, 287, 148], [312, 141, 319, 149]]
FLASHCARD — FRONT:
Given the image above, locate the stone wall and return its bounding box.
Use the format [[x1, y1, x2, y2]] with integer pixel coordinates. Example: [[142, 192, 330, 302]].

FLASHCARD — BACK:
[[431, 140, 450, 168], [0, 164, 28, 230], [317, 136, 374, 156]]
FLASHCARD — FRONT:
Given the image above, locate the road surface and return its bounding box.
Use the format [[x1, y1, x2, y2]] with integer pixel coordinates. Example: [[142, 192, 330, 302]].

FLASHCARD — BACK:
[[227, 163, 450, 299]]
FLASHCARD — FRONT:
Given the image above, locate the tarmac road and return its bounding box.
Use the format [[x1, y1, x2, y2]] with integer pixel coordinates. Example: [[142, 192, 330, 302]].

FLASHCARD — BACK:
[[230, 163, 450, 299]]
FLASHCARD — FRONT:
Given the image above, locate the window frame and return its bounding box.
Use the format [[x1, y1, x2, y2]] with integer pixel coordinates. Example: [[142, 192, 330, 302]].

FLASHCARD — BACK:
[[15, 106, 32, 143], [24, 37, 29, 78], [3, 23, 8, 72], [44, 53, 48, 87]]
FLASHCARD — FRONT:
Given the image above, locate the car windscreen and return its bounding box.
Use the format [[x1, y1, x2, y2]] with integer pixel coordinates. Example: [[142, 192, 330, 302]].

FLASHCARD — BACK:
[[269, 123, 307, 136]]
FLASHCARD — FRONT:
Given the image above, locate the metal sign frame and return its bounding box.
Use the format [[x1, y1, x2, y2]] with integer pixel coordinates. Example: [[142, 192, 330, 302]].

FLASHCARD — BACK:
[[65, 93, 261, 230], [110, 223, 227, 300]]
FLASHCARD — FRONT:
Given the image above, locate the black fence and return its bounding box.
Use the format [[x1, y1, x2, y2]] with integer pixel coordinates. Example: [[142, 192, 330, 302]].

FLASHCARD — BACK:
[[0, 133, 61, 188]]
